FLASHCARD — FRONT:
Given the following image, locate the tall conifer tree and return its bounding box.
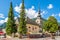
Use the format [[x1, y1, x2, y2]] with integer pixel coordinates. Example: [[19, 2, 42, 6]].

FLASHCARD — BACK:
[[18, 0, 27, 36], [6, 2, 17, 36]]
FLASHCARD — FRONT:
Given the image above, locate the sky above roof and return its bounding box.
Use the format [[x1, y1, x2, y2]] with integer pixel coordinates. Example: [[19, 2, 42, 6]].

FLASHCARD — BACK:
[[0, 0, 60, 24]]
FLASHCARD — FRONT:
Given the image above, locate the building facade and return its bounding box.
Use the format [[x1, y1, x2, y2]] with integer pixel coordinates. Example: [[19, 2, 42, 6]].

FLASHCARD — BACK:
[[2, 8, 43, 34], [15, 9, 43, 34]]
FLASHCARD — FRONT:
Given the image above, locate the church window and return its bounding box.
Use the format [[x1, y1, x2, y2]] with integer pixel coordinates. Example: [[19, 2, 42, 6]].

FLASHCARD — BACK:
[[32, 27, 34, 30], [35, 27, 37, 29], [29, 30, 31, 32]]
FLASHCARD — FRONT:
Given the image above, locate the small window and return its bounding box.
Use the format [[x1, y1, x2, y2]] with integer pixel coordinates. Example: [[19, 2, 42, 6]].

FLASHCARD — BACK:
[[32, 27, 34, 30], [35, 27, 37, 29], [29, 27, 30, 28], [29, 30, 31, 32]]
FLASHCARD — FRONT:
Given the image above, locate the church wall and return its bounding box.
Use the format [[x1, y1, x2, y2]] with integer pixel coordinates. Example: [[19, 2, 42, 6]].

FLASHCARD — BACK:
[[26, 24, 40, 34]]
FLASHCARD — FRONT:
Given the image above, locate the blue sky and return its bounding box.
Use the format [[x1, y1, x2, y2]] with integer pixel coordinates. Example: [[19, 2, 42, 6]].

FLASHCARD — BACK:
[[0, 0, 60, 24]]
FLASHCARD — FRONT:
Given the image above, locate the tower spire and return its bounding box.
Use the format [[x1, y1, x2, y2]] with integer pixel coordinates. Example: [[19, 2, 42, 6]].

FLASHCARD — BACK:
[[36, 3, 43, 32], [37, 3, 41, 18], [38, 3, 40, 14], [22, 0, 24, 4]]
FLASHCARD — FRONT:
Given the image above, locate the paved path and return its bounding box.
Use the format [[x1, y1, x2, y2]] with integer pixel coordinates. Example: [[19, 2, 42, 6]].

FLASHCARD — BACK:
[[0, 38, 55, 40], [0, 36, 60, 40]]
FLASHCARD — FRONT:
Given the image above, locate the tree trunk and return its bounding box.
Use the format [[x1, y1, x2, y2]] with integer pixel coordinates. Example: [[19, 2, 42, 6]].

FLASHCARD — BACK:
[[12, 33, 15, 38], [51, 33, 55, 39]]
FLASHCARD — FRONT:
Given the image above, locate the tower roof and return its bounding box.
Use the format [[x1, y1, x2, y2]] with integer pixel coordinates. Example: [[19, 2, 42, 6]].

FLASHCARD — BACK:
[[15, 17, 39, 26], [26, 17, 39, 26]]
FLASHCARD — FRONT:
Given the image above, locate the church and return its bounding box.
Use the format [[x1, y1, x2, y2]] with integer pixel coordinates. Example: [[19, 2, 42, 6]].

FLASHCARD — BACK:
[[15, 8, 43, 34]]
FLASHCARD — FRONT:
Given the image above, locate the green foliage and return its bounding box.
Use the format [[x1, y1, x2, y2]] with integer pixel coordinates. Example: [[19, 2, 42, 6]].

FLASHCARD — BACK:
[[12, 24, 17, 33], [43, 21, 50, 31], [6, 2, 17, 35], [6, 25, 12, 35], [49, 24, 58, 33], [18, 0, 27, 35], [58, 22, 60, 26], [43, 16, 58, 33], [48, 16, 58, 24]]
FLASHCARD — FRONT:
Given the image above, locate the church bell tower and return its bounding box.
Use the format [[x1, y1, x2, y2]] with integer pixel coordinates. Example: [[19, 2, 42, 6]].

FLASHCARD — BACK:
[[35, 7, 42, 28]]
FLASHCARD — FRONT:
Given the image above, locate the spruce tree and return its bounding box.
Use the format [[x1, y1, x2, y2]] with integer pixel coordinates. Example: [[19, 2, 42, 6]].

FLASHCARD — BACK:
[[6, 2, 17, 36], [18, 0, 27, 37]]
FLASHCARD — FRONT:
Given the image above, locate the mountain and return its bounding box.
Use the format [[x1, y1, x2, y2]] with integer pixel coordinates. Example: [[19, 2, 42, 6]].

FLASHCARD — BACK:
[[58, 22, 60, 26], [32, 18, 60, 26], [32, 18, 47, 22], [0, 22, 6, 29], [0, 18, 60, 29], [0, 18, 46, 29]]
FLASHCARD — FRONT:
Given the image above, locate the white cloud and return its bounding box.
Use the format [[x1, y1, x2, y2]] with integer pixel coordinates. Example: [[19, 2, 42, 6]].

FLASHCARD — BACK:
[[0, 17, 18, 25], [0, 17, 8, 25], [51, 14, 55, 16], [14, 3, 22, 13], [4, 17, 18, 23], [14, 17, 17, 20], [41, 10, 48, 17], [0, 3, 48, 25], [4, 17, 8, 22], [14, 3, 38, 18], [47, 4, 53, 9], [26, 6, 38, 18], [31, 6, 34, 9], [59, 13, 60, 17], [0, 13, 5, 18], [0, 20, 5, 25], [51, 13, 59, 17], [14, 6, 20, 13], [14, 3, 47, 18], [51, 13, 60, 17]]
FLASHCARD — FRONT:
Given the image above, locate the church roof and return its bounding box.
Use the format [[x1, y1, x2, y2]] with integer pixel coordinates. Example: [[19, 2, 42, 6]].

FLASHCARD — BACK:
[[15, 17, 39, 26], [26, 17, 39, 26]]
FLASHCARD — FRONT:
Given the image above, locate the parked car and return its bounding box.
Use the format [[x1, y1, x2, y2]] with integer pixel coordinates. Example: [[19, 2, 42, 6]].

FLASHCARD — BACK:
[[0, 31, 6, 38]]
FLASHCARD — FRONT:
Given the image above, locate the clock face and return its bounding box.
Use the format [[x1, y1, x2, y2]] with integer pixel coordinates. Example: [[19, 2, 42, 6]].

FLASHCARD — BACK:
[[36, 18, 42, 25], [36, 19, 40, 23]]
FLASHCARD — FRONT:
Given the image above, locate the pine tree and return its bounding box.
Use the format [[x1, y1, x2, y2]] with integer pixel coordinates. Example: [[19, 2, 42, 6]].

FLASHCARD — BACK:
[[18, 0, 27, 38], [6, 2, 17, 36]]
